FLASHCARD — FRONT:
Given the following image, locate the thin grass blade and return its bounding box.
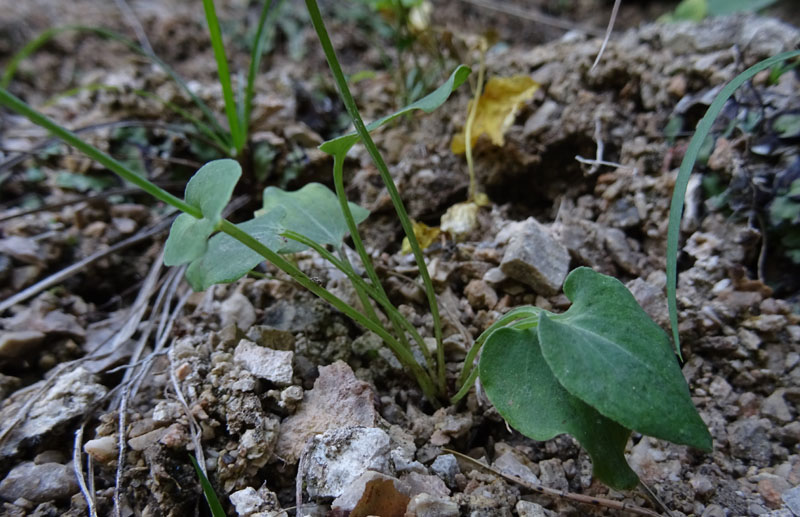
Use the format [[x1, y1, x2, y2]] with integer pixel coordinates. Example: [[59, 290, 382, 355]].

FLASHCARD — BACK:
[[666, 49, 800, 358]]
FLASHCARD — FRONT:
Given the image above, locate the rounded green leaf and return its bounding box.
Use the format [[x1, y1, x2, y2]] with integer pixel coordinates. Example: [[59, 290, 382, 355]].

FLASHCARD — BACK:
[[164, 213, 216, 266], [480, 327, 639, 490], [185, 159, 241, 223], [185, 208, 286, 291], [163, 159, 242, 266], [538, 267, 712, 451], [260, 183, 369, 253]]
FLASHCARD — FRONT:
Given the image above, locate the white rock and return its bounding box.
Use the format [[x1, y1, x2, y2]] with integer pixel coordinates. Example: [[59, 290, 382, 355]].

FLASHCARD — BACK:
[[230, 487, 262, 516], [516, 500, 556, 517], [0, 367, 107, 459], [406, 493, 459, 517], [220, 291, 256, 330], [304, 426, 391, 499], [234, 339, 293, 386], [500, 217, 569, 295], [83, 436, 118, 463]]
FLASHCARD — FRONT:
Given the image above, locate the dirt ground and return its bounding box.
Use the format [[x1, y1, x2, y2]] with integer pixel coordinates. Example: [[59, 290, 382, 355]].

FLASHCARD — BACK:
[[1, 0, 799, 516]]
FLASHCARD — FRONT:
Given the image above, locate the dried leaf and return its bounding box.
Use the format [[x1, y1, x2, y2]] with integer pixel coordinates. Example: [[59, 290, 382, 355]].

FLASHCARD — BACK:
[[440, 201, 479, 240], [401, 220, 441, 254], [451, 75, 539, 154]]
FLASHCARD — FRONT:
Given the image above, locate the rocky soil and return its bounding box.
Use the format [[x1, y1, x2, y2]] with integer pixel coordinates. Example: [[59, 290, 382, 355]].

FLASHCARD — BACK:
[[1, 1, 799, 516]]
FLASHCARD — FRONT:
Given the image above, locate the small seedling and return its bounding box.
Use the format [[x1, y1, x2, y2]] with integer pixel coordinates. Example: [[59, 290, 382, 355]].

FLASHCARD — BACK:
[[454, 267, 711, 489], [0, 0, 725, 497], [3, 0, 282, 159]]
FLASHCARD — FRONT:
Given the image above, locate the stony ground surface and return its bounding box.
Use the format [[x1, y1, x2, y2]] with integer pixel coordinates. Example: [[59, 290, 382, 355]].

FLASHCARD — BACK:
[[1, 1, 799, 516]]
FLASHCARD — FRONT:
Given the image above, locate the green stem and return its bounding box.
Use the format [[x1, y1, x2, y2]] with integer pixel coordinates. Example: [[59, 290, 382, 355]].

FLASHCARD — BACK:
[[202, 0, 244, 154], [283, 230, 437, 385], [305, 0, 446, 396], [1, 25, 231, 150], [332, 154, 437, 381], [336, 246, 382, 325], [450, 366, 479, 405], [456, 307, 542, 387], [244, 0, 278, 133], [223, 222, 439, 402], [464, 39, 486, 203], [0, 87, 199, 218]]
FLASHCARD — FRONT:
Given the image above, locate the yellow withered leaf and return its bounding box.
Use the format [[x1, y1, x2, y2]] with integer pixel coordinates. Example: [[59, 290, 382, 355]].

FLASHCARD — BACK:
[[401, 219, 441, 254], [451, 75, 539, 154]]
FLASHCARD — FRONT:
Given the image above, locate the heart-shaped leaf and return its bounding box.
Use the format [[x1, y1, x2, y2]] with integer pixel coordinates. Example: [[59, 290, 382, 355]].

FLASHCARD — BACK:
[[538, 267, 712, 451], [319, 65, 471, 157], [260, 183, 369, 253], [164, 159, 241, 266], [185, 207, 286, 291], [480, 327, 639, 490]]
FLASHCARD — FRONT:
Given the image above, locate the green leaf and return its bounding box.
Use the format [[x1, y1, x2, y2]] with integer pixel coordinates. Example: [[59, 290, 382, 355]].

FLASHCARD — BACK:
[[259, 182, 369, 253], [773, 113, 800, 139], [185, 208, 286, 291], [666, 50, 800, 361], [319, 65, 471, 156], [538, 268, 712, 451], [164, 159, 241, 266], [706, 0, 778, 15], [189, 455, 226, 517], [480, 327, 639, 490]]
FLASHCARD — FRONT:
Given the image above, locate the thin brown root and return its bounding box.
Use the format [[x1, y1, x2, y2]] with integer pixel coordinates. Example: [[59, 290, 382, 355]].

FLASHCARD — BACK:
[[442, 448, 663, 516]]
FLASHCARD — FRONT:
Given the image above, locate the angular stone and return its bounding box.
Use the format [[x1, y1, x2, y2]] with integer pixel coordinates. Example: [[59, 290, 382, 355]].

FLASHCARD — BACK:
[[516, 500, 557, 517], [405, 493, 459, 517], [500, 218, 569, 295], [331, 471, 402, 513], [0, 367, 107, 459], [0, 461, 78, 503], [430, 454, 460, 487], [728, 418, 772, 464], [234, 339, 293, 386], [762, 389, 794, 424], [0, 330, 46, 358], [304, 427, 391, 499], [276, 361, 377, 463], [783, 485, 800, 515], [220, 291, 256, 330]]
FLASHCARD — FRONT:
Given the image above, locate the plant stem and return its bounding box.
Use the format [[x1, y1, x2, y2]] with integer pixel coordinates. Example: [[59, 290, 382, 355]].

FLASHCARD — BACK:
[[464, 39, 487, 203], [1, 70, 441, 404], [305, 0, 447, 397], [0, 87, 199, 218], [244, 0, 279, 138], [1, 26, 232, 149], [202, 0, 244, 154], [286, 230, 438, 387], [222, 221, 439, 402], [456, 306, 541, 387], [332, 155, 438, 383]]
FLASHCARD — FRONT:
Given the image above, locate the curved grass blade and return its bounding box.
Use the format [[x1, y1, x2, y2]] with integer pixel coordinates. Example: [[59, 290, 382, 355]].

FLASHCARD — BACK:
[[666, 49, 800, 359], [44, 84, 229, 153], [189, 455, 225, 517], [319, 64, 471, 156], [1, 25, 232, 151], [201, 0, 244, 153], [244, 0, 282, 133]]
